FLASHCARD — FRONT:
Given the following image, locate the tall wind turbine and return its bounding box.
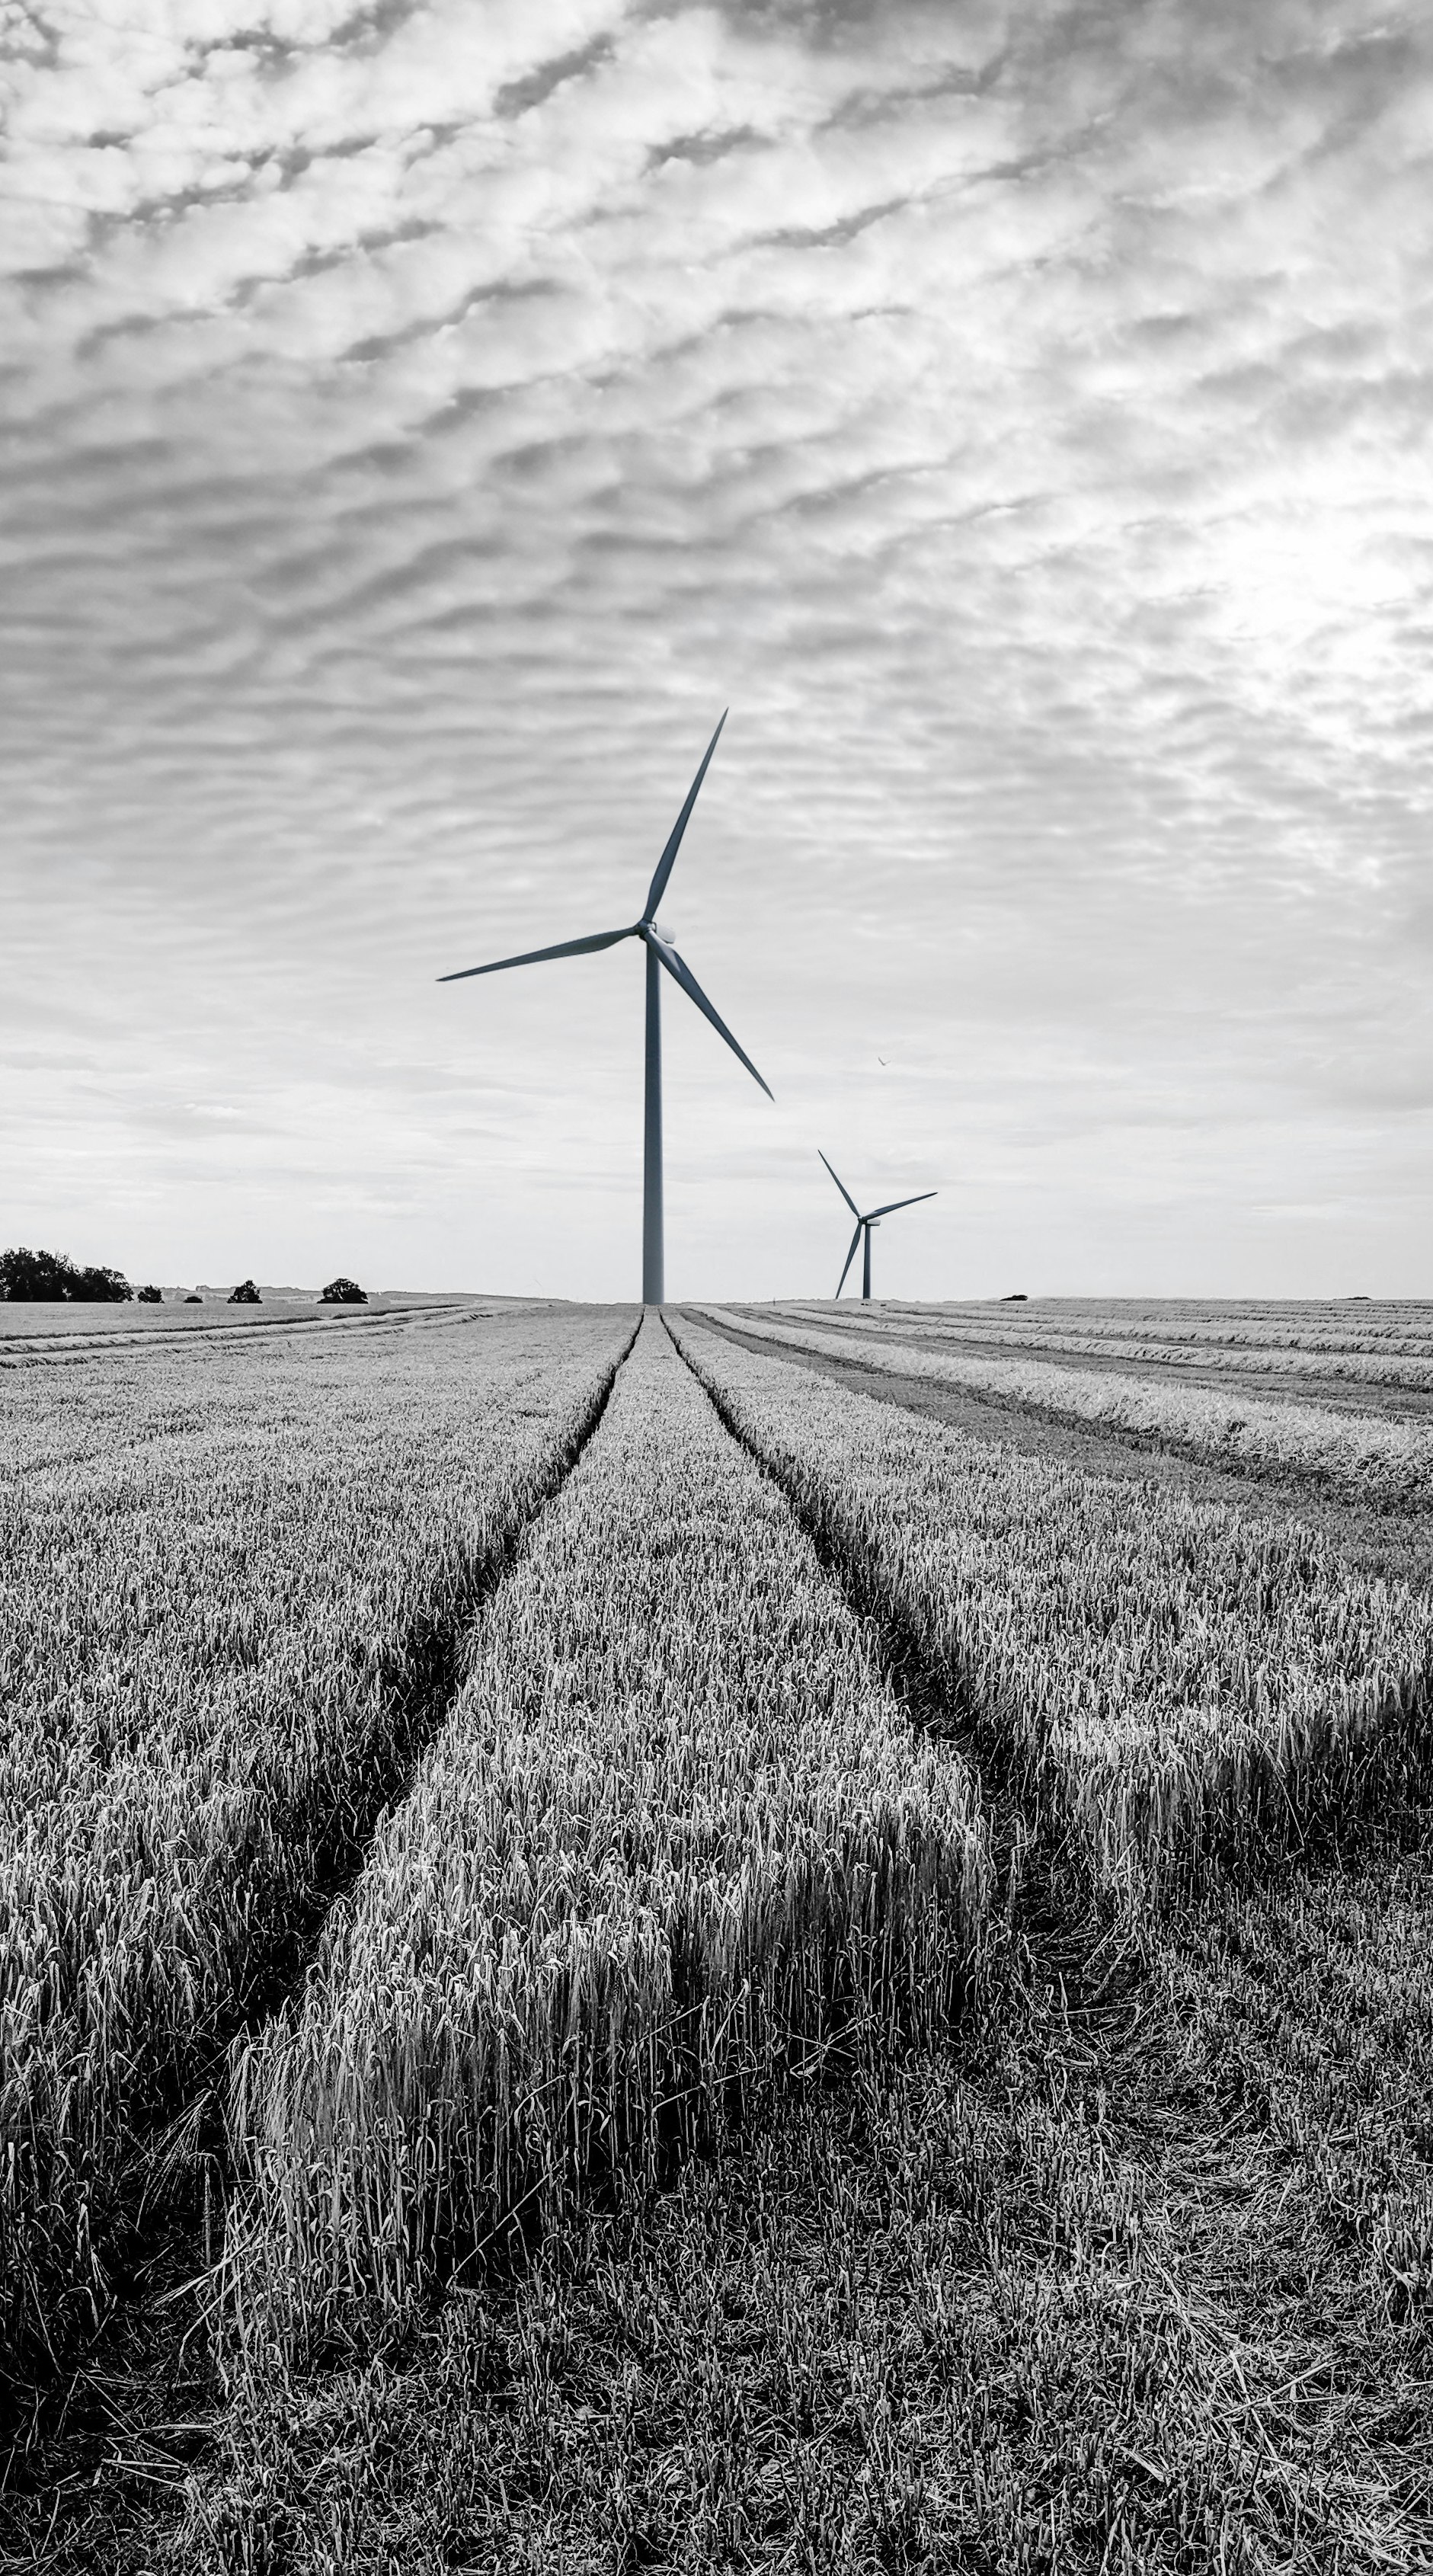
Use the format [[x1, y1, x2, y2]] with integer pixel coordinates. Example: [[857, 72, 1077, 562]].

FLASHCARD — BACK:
[[438, 713, 770, 1304], [820, 1153, 936, 1301]]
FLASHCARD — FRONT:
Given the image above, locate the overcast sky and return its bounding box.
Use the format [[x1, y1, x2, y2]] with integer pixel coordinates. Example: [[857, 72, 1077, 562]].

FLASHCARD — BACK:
[[3, 0, 1430, 1300]]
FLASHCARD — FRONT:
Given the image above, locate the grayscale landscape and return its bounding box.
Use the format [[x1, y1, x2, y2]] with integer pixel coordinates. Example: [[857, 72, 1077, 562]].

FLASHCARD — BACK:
[[3, 1291, 1433, 2571], [3, 1, 1431, 2571]]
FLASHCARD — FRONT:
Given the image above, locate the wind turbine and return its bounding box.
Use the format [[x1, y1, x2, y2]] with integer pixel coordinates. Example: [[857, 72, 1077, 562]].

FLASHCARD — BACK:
[[438, 712, 770, 1304], [820, 1153, 936, 1301]]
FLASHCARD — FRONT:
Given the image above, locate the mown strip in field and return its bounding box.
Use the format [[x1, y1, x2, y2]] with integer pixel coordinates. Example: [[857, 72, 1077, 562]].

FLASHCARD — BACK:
[[770, 1298, 1433, 1391], [674, 1314, 1433, 1903], [820, 1295, 1433, 1358], [0, 1298, 504, 1371], [224, 1315, 990, 2370], [0, 1307, 635, 2405], [709, 1304, 1433, 1505]]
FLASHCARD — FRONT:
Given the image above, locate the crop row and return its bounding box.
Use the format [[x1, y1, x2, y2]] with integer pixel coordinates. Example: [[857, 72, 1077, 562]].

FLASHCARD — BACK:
[[715, 1307, 1433, 1502], [771, 1299, 1433, 1393], [0, 1297, 494, 1371], [224, 1315, 990, 2369], [674, 1316, 1433, 1897], [842, 1297, 1433, 1358], [0, 1306, 632, 2393], [7, 1302, 502, 1483]]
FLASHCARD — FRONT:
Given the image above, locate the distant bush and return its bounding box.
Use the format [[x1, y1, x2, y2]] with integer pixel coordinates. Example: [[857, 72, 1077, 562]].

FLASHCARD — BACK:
[[1000, 1292, 1028, 1302], [228, 1280, 261, 1305], [184, 1294, 203, 1304], [137, 1286, 162, 1304], [0, 1246, 133, 1302], [320, 1278, 368, 1305]]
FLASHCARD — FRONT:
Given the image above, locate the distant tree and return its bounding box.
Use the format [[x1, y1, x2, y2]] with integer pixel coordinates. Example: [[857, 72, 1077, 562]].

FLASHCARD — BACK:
[[320, 1277, 368, 1304], [72, 1264, 133, 1303], [0, 1246, 75, 1298], [137, 1285, 162, 1304], [1000, 1292, 1028, 1302], [0, 1246, 132, 1301], [184, 1294, 203, 1304], [228, 1279, 261, 1304]]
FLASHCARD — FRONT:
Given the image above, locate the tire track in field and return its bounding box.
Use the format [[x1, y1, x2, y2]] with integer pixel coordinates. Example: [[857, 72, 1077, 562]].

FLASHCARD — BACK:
[[0, 1318, 644, 2572], [744, 1302, 1433, 1421], [693, 1307, 1433, 1595], [667, 1315, 1140, 2033], [126, 1324, 1431, 2576], [225, 1312, 644, 2040], [0, 1298, 502, 1372], [6, 1308, 523, 1486], [709, 1307, 1433, 1538], [662, 1334, 1433, 2567]]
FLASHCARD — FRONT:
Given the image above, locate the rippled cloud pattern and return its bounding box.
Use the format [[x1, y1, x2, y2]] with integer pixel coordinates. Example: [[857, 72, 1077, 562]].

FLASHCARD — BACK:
[[4, 0, 1430, 1294]]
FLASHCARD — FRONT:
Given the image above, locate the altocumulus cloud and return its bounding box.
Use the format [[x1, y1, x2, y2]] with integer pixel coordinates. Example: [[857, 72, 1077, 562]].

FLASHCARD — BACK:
[[2, 0, 1431, 1297]]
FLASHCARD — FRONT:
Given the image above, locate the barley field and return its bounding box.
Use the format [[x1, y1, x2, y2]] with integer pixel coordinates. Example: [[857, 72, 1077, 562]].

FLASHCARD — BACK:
[[3, 1296, 1432, 2574]]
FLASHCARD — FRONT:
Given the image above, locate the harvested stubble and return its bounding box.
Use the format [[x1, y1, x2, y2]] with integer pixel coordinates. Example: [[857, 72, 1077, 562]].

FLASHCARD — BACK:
[[0, 1305, 632, 2392], [674, 1316, 1433, 1902], [715, 1305, 1433, 1502], [226, 1316, 989, 2367]]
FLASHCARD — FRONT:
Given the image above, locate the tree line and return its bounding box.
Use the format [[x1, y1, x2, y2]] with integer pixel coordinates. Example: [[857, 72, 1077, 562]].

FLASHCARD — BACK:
[[0, 1250, 367, 1304]]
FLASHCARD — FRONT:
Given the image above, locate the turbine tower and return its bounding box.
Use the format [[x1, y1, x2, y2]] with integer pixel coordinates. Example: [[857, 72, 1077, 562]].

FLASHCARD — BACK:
[[820, 1152, 936, 1301], [439, 713, 769, 1304]]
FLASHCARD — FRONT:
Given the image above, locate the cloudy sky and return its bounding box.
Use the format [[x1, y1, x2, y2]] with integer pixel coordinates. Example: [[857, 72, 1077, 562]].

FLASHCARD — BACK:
[[3, 0, 1430, 1300]]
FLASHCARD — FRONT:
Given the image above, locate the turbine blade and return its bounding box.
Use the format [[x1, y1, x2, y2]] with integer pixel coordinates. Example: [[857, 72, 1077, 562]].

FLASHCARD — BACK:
[[642, 711, 728, 920], [438, 926, 634, 983], [818, 1150, 860, 1218], [866, 1190, 938, 1219], [648, 935, 773, 1099], [836, 1223, 862, 1298]]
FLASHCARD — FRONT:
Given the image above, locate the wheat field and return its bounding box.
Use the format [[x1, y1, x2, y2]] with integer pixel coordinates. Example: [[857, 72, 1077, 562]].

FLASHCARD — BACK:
[[4, 1294, 1431, 2575]]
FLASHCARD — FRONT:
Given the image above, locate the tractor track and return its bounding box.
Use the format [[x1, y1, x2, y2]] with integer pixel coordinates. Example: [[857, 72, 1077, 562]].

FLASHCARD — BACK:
[[667, 1313, 1146, 2041], [0, 1319, 643, 2574]]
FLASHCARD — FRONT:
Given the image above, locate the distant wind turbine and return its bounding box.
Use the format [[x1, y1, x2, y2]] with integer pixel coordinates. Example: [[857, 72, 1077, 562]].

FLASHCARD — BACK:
[[438, 712, 770, 1304], [820, 1152, 936, 1301]]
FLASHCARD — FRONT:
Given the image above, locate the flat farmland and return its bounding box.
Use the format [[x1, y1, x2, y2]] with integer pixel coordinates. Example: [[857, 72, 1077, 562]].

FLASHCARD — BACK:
[[3, 1301, 1432, 2574], [0, 1291, 504, 1354], [727, 1294, 1433, 1423]]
